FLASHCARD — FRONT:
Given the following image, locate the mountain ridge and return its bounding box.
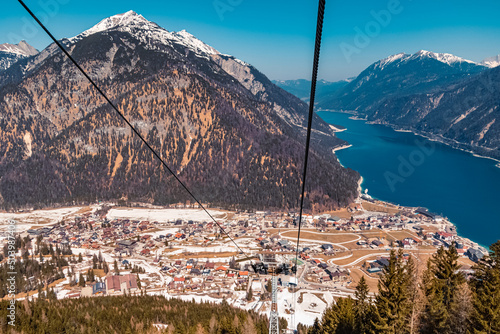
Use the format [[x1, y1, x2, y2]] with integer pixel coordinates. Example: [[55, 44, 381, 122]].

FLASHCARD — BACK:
[[0, 11, 359, 210]]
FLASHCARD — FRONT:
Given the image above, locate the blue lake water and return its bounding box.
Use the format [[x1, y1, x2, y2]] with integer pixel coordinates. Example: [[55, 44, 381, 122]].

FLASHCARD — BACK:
[[317, 111, 500, 248]]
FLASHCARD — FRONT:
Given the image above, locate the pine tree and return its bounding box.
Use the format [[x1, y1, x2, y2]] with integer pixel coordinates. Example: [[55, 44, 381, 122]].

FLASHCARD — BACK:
[[354, 276, 374, 333], [469, 240, 500, 333], [136, 274, 141, 289], [246, 285, 253, 301], [308, 318, 322, 334], [372, 249, 414, 333], [321, 297, 356, 333], [114, 259, 120, 275], [78, 272, 85, 287], [420, 246, 466, 334], [78, 253, 83, 263]]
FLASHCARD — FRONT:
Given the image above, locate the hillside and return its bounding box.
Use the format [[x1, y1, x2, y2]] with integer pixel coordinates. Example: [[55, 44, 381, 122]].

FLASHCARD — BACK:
[[0, 11, 359, 210], [371, 66, 500, 159], [317, 50, 500, 159], [0, 295, 284, 333]]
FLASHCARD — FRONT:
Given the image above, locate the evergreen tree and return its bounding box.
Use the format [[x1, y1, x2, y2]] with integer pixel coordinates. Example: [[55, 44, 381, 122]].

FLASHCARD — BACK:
[[308, 318, 322, 334], [114, 259, 120, 275], [420, 246, 466, 334], [78, 273, 86, 287], [469, 241, 500, 333], [136, 274, 141, 289], [372, 249, 414, 333], [321, 297, 356, 333], [246, 285, 253, 301], [354, 276, 375, 333]]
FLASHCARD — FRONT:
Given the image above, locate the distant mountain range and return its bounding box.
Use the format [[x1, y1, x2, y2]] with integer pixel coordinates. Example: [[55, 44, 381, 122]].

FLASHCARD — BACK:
[[0, 40, 38, 71], [0, 11, 359, 209], [272, 79, 351, 101], [278, 50, 500, 159]]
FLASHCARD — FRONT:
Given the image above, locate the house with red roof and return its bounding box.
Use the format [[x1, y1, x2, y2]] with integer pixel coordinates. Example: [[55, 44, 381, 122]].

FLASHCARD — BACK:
[[105, 274, 138, 295]]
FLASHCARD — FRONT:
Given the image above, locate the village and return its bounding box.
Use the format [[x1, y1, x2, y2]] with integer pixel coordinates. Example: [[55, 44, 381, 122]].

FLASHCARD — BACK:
[[0, 199, 488, 327]]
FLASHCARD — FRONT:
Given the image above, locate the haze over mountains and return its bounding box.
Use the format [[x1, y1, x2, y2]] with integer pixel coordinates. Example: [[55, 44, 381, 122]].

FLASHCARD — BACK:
[[279, 50, 500, 159], [0, 11, 359, 209]]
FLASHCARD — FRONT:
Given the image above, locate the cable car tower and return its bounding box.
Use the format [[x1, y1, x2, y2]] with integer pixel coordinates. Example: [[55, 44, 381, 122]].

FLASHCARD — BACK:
[[258, 253, 280, 334]]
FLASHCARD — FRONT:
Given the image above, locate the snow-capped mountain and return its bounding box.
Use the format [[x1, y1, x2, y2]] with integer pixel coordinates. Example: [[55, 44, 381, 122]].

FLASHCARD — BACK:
[[372, 65, 500, 159], [318, 49, 499, 159], [0, 11, 359, 209], [0, 40, 38, 71], [318, 50, 487, 112], [375, 50, 478, 70], [481, 55, 500, 68], [68, 10, 219, 59]]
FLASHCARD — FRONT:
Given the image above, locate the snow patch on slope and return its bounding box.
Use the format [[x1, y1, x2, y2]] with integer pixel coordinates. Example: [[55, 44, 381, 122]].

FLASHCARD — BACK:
[[374, 50, 482, 71], [69, 10, 220, 59], [0, 40, 38, 57], [481, 55, 500, 68]]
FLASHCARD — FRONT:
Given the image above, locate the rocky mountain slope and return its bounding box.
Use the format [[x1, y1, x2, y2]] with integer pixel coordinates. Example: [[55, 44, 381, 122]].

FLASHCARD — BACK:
[[0, 40, 38, 71], [318, 50, 487, 113], [0, 11, 359, 209], [371, 65, 500, 159], [316, 50, 499, 159]]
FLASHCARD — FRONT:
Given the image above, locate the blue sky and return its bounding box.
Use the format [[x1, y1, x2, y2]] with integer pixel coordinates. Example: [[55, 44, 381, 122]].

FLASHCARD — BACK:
[[2, 0, 500, 81]]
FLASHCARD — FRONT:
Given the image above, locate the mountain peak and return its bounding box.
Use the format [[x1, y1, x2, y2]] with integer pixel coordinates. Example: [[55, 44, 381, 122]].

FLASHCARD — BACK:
[[0, 40, 38, 57], [74, 10, 152, 39], [411, 50, 477, 66], [69, 11, 219, 58], [481, 54, 500, 68]]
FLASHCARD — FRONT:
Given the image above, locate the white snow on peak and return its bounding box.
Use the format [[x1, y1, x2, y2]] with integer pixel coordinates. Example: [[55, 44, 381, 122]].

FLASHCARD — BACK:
[[0, 40, 38, 57], [410, 50, 477, 65], [86, 10, 149, 35], [376, 52, 408, 69], [481, 55, 500, 68], [68, 11, 220, 59], [374, 50, 483, 71], [170, 29, 219, 56]]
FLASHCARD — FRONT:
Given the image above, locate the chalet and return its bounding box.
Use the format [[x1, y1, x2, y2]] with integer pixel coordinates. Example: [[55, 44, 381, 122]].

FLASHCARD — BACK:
[[278, 239, 289, 247], [204, 262, 215, 269], [105, 274, 138, 295], [331, 271, 348, 282], [318, 263, 328, 270], [190, 268, 201, 275], [238, 271, 249, 278], [436, 231, 454, 242], [416, 207, 437, 219], [321, 244, 333, 251], [467, 249, 484, 263], [377, 258, 390, 267], [173, 277, 186, 285], [117, 240, 137, 248]]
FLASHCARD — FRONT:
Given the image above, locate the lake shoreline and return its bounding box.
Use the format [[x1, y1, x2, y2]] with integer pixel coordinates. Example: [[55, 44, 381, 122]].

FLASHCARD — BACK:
[[322, 109, 495, 250], [321, 109, 500, 167]]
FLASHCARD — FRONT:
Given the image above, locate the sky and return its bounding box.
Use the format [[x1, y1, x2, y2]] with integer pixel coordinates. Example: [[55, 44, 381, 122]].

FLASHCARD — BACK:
[[1, 0, 500, 81]]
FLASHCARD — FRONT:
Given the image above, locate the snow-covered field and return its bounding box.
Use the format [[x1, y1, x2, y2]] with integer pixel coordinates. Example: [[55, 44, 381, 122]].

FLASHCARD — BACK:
[[0, 206, 88, 235], [106, 208, 225, 222]]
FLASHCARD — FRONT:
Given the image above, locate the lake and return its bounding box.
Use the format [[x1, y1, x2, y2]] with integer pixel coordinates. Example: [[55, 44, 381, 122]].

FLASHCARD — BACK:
[[317, 110, 500, 248]]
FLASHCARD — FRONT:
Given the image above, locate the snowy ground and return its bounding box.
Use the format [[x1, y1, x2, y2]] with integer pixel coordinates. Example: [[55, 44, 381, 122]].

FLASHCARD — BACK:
[[106, 208, 225, 222], [0, 206, 89, 236]]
